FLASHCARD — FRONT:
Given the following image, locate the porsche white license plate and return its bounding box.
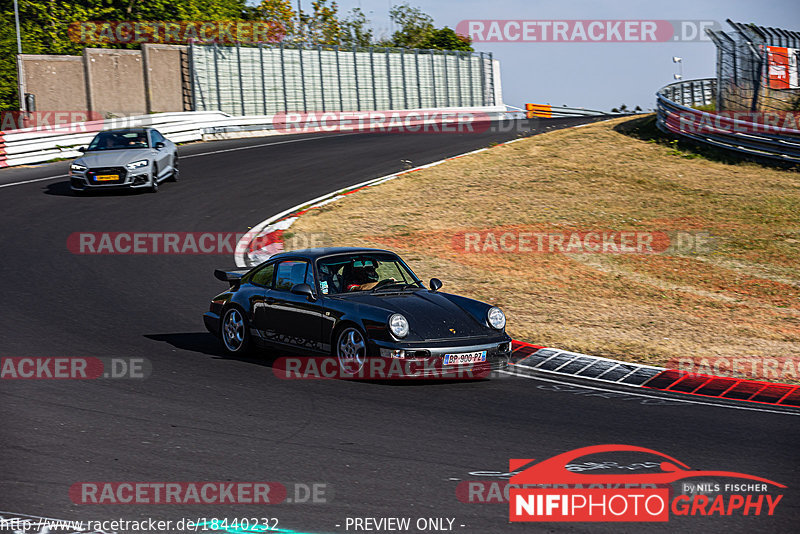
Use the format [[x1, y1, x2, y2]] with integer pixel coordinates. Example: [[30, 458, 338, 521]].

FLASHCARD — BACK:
[[443, 351, 487, 365]]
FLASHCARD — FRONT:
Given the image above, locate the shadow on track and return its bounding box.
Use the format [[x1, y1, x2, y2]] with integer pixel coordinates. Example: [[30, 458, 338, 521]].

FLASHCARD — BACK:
[[144, 332, 488, 387], [44, 180, 148, 196]]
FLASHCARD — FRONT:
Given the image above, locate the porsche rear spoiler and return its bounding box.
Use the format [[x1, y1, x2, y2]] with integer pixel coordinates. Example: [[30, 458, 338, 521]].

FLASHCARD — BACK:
[[214, 268, 249, 287]]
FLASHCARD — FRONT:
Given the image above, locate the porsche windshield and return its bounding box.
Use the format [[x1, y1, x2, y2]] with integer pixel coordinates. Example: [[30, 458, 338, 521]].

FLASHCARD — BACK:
[[317, 253, 421, 294], [87, 131, 149, 151]]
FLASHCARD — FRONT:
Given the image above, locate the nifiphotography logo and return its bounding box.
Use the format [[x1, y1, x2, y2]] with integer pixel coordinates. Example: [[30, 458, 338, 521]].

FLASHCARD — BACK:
[[509, 445, 785, 522]]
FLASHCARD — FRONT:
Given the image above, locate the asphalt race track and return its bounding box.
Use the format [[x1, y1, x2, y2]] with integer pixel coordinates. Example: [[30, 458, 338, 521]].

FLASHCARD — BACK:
[[1, 118, 798, 533]]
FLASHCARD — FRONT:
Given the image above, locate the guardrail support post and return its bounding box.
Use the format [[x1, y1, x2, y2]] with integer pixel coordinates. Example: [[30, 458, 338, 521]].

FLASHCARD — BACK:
[[401, 48, 408, 109], [236, 43, 245, 116], [455, 51, 462, 108], [443, 51, 450, 107], [318, 44, 325, 112], [188, 40, 197, 111], [213, 44, 222, 113], [354, 46, 360, 111], [370, 47, 377, 110], [299, 44, 307, 113], [259, 43, 267, 115], [487, 52, 494, 106], [335, 45, 343, 111], [386, 48, 392, 110], [479, 52, 486, 107], [414, 48, 422, 108], [280, 42, 288, 112], [430, 50, 437, 107]]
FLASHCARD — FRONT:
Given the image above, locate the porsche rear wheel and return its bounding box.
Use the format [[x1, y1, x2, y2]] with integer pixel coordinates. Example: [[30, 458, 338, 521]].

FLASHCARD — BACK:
[[221, 307, 250, 355], [335, 326, 366, 375]]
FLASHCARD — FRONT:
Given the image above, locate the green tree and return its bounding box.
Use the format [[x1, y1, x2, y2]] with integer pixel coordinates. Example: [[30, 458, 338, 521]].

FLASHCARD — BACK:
[[340, 7, 371, 48], [303, 0, 341, 45], [257, 0, 296, 41], [419, 27, 472, 51], [388, 3, 433, 48], [0, 0, 250, 113]]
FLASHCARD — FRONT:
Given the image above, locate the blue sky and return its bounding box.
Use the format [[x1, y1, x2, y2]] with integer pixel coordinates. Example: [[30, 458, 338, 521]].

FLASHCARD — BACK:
[[249, 1, 800, 111]]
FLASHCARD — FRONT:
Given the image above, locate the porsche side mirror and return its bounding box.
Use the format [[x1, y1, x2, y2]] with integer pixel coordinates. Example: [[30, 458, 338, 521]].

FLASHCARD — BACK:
[[291, 283, 316, 301], [155, 141, 165, 149], [429, 278, 442, 291]]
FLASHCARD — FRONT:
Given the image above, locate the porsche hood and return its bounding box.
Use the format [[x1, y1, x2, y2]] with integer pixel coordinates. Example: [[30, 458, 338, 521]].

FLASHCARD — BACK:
[[343, 289, 497, 340]]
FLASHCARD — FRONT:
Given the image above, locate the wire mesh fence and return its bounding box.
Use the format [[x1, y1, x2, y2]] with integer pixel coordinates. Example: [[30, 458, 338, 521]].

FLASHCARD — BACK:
[[709, 20, 800, 112], [189, 42, 495, 115]]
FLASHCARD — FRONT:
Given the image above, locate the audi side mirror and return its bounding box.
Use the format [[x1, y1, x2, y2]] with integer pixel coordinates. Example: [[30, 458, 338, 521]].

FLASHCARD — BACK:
[[429, 278, 442, 291], [155, 141, 165, 149]]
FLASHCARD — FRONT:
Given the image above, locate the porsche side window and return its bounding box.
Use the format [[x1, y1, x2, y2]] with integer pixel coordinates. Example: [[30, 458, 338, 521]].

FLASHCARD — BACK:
[[275, 261, 309, 291], [250, 263, 275, 287]]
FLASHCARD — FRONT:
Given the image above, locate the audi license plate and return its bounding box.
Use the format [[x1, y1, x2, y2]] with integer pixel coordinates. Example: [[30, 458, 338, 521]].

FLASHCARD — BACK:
[[95, 174, 118, 181], [443, 351, 487, 365]]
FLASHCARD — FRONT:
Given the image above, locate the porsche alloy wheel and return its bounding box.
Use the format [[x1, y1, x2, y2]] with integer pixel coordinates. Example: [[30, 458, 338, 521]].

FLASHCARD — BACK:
[[222, 307, 249, 355], [336, 327, 366, 375]]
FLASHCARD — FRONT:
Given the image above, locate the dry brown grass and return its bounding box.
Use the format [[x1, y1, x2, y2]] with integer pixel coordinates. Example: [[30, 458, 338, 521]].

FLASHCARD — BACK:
[[287, 116, 800, 380]]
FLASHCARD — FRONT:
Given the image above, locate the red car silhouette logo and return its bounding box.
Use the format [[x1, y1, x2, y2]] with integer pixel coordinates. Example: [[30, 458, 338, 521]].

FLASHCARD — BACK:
[[510, 444, 785, 487]]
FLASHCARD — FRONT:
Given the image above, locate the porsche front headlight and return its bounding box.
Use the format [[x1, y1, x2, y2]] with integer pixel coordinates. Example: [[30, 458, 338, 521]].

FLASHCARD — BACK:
[[126, 159, 149, 170], [389, 313, 409, 338], [487, 307, 506, 330]]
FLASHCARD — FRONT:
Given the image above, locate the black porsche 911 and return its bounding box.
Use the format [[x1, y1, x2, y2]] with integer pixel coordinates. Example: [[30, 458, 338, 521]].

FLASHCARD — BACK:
[[203, 247, 511, 376]]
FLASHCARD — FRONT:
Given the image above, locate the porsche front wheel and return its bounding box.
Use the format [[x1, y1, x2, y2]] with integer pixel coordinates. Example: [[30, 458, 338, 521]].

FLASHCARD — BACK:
[[336, 326, 367, 375]]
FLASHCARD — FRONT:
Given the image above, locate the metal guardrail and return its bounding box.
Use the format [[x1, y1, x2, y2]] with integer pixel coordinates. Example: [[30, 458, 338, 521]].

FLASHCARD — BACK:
[[656, 79, 800, 163], [0, 107, 510, 168]]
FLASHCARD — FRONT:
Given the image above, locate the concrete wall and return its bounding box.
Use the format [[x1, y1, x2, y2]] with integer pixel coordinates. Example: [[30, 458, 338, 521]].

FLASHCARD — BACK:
[[18, 45, 188, 116], [142, 44, 186, 113], [18, 55, 87, 112], [85, 48, 147, 115]]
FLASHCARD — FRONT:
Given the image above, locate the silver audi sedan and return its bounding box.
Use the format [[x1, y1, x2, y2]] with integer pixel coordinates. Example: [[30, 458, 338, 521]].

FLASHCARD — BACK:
[[69, 128, 178, 194]]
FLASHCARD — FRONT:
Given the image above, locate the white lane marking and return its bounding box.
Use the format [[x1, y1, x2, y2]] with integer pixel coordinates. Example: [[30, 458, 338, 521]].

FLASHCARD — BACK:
[[0, 133, 357, 189], [499, 369, 800, 416], [0, 174, 68, 189], [181, 132, 357, 158]]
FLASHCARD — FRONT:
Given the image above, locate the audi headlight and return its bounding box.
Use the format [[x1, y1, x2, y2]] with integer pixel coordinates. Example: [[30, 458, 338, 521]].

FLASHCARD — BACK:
[[389, 313, 409, 338], [126, 159, 149, 170], [487, 307, 506, 330], [70, 163, 87, 172]]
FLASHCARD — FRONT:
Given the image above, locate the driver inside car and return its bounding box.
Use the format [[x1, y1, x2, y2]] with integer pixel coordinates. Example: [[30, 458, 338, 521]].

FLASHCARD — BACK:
[[346, 263, 397, 291]]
